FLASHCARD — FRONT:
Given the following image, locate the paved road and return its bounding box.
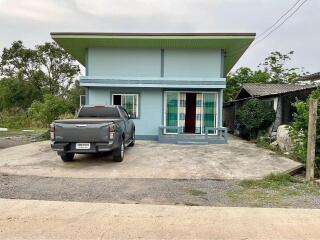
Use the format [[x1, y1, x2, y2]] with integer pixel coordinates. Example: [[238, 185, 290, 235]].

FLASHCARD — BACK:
[[1, 198, 320, 240]]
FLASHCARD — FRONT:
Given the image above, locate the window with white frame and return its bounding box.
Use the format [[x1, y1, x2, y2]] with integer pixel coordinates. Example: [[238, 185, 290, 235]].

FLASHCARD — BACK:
[[112, 94, 139, 118]]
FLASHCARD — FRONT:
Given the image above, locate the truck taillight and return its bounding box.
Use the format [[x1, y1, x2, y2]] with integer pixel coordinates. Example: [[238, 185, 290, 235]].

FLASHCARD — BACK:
[[109, 124, 115, 140], [50, 124, 55, 141]]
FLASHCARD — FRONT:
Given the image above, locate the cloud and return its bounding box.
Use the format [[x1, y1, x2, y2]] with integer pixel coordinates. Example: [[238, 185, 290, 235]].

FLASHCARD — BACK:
[[0, 0, 72, 22], [74, 0, 198, 17], [0, 0, 318, 73], [73, 0, 219, 30]]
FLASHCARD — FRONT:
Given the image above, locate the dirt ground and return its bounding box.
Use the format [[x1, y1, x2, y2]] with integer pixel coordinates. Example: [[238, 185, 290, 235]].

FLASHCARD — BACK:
[[0, 135, 33, 149]]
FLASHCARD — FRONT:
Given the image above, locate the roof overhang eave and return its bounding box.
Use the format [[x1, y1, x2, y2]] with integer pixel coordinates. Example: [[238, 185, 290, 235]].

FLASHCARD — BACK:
[[51, 33, 256, 76]]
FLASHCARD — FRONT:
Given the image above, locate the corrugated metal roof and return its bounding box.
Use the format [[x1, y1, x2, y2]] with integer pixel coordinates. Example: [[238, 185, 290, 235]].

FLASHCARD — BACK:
[[241, 83, 317, 97], [296, 72, 320, 81]]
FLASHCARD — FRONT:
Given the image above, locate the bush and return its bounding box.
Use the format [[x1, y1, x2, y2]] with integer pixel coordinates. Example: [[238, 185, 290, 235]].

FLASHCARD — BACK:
[[58, 112, 75, 119], [237, 98, 276, 140], [290, 88, 320, 175], [0, 78, 41, 111], [0, 109, 34, 129], [28, 94, 69, 126]]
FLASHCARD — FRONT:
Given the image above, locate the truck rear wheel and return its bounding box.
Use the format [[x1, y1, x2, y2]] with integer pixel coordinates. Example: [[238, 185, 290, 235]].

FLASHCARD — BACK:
[[59, 152, 75, 162], [113, 140, 124, 162]]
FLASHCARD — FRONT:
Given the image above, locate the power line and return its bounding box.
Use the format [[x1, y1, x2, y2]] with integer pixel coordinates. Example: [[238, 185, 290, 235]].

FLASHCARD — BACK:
[[257, 0, 303, 40], [251, 0, 309, 47], [226, 0, 309, 57]]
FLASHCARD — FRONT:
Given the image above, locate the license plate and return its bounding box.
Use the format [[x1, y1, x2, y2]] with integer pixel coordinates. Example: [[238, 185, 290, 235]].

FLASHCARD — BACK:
[[76, 143, 90, 150]]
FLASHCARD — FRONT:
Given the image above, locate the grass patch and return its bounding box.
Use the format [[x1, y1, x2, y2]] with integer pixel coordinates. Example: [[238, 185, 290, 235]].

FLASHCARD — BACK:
[[226, 173, 320, 208], [240, 173, 297, 189], [187, 189, 207, 197]]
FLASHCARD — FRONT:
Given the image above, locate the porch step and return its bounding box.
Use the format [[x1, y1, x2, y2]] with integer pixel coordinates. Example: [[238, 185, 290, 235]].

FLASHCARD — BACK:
[[177, 141, 209, 145]]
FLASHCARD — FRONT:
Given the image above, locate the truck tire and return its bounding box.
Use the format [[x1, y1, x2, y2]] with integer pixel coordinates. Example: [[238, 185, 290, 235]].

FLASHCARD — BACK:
[[128, 130, 135, 147], [113, 140, 124, 162], [59, 152, 75, 162]]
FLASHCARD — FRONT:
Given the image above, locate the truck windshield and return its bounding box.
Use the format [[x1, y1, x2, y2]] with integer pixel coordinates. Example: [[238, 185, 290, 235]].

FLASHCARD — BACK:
[[78, 106, 120, 118]]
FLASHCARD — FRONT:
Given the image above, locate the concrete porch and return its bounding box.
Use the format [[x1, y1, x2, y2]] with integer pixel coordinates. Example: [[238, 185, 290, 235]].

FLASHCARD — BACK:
[[158, 126, 228, 144]]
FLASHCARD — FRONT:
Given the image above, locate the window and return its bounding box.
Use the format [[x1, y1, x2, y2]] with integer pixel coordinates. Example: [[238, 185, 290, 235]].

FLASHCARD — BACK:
[[112, 94, 139, 118], [78, 106, 120, 118], [262, 99, 274, 109]]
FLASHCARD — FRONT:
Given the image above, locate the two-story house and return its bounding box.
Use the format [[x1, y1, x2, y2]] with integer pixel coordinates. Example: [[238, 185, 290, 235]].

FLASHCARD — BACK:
[[51, 32, 255, 144]]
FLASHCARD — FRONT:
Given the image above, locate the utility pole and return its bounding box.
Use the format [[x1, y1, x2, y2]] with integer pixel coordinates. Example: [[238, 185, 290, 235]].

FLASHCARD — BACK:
[[306, 98, 318, 183]]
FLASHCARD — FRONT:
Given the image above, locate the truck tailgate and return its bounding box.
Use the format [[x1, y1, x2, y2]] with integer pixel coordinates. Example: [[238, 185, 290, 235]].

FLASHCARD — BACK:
[[54, 120, 112, 142]]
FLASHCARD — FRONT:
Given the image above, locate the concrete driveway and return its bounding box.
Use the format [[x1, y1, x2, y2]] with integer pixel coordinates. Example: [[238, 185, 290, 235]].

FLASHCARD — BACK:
[[0, 136, 301, 180]]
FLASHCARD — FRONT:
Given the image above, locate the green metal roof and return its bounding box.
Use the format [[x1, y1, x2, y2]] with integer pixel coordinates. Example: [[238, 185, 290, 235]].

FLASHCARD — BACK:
[[51, 32, 255, 76]]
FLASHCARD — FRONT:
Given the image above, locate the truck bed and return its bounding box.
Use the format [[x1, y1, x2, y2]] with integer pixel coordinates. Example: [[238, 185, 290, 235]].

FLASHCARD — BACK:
[[54, 118, 120, 143]]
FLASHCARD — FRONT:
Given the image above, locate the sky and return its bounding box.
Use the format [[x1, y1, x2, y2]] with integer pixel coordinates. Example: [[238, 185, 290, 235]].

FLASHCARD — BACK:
[[0, 0, 318, 74]]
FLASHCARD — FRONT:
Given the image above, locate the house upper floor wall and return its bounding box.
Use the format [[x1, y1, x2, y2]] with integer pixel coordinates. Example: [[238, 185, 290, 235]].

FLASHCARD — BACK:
[[86, 48, 224, 78]]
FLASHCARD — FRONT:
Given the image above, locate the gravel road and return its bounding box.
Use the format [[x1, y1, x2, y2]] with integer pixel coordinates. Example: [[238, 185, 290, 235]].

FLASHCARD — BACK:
[[0, 136, 32, 149], [1, 174, 320, 208], [0, 174, 237, 206]]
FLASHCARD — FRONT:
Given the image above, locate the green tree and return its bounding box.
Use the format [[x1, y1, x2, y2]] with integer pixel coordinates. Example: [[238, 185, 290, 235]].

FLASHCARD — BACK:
[[0, 41, 80, 97], [36, 42, 80, 95], [28, 94, 69, 125], [0, 41, 39, 81], [0, 78, 40, 110], [65, 80, 85, 113], [225, 51, 305, 102], [237, 98, 276, 140], [259, 51, 302, 84], [225, 67, 269, 102]]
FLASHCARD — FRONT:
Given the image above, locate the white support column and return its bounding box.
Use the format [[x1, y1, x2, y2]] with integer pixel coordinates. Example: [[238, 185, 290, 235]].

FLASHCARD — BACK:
[[219, 89, 224, 127]]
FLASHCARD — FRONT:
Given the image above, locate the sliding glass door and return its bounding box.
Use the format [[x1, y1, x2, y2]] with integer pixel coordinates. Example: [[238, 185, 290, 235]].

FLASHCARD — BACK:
[[164, 91, 218, 135], [165, 92, 179, 133], [202, 93, 217, 134]]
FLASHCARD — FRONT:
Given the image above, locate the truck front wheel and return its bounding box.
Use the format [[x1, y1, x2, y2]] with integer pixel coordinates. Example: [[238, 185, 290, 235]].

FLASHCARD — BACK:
[[59, 152, 75, 162], [113, 140, 124, 162]]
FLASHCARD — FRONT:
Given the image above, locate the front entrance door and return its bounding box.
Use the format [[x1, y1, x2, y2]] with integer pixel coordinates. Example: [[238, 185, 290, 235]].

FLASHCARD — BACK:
[[164, 91, 218, 135], [185, 93, 196, 133]]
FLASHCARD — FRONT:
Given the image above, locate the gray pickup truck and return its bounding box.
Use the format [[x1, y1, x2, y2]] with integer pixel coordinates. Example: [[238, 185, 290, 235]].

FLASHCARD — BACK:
[[50, 105, 135, 162]]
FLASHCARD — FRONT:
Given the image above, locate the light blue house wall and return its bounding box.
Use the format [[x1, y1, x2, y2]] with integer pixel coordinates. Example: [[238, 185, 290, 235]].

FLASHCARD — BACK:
[[88, 87, 162, 138], [87, 48, 223, 78], [85, 48, 225, 139], [87, 48, 161, 77], [163, 49, 222, 78]]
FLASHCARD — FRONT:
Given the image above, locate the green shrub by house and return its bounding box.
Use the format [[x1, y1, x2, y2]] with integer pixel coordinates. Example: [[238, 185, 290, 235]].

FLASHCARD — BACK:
[[237, 98, 276, 140], [28, 94, 69, 126], [290, 88, 320, 175]]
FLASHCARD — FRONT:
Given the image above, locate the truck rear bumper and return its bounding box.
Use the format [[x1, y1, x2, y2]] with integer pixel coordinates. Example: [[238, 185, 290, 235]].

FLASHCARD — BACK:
[[51, 142, 116, 153]]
